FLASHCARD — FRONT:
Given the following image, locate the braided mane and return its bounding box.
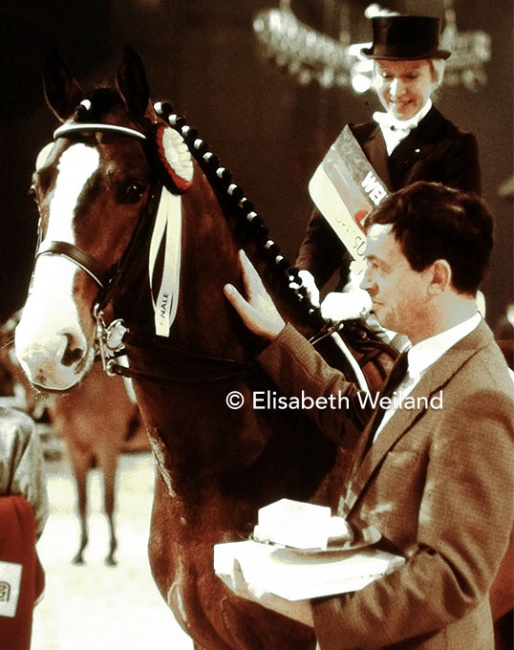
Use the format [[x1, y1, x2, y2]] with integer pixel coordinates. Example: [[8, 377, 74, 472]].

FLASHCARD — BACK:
[[156, 101, 395, 374]]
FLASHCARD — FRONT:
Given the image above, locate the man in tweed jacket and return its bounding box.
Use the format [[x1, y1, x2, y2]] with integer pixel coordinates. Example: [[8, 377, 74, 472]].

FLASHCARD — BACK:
[[224, 182, 513, 649]]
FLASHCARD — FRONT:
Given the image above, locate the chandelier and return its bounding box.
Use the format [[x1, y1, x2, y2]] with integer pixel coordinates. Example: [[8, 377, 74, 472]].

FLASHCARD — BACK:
[[252, 1, 491, 93]]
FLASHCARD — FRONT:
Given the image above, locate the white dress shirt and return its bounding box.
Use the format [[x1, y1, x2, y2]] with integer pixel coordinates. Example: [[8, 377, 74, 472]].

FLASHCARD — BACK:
[[373, 312, 482, 442]]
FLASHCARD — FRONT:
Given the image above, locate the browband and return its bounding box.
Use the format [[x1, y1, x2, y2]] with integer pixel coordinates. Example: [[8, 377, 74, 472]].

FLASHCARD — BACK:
[[54, 123, 147, 141]]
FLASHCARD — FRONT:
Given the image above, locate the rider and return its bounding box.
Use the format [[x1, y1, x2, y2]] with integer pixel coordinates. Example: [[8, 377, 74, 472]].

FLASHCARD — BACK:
[[294, 15, 481, 323]]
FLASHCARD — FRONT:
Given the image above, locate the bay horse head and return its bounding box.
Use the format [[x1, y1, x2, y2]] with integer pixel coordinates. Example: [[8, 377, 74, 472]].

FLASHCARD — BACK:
[[16, 49, 141, 388], [15, 47, 197, 390]]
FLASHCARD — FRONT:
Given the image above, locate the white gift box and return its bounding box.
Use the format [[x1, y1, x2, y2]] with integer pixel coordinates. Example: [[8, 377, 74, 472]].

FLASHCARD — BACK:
[[252, 498, 351, 550]]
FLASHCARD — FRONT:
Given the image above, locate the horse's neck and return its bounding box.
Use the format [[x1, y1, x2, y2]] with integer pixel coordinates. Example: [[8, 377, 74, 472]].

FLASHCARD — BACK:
[[119, 165, 319, 370], [171, 183, 252, 359]]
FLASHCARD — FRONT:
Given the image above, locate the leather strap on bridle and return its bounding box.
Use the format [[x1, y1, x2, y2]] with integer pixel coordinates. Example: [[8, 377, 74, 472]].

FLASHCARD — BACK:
[[36, 240, 109, 289], [53, 122, 147, 142]]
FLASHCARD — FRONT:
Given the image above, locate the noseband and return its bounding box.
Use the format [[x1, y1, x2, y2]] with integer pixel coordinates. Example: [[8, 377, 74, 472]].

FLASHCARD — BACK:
[[37, 239, 110, 289]]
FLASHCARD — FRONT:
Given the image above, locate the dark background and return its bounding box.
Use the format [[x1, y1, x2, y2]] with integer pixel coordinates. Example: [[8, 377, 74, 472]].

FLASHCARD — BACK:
[[1, 0, 512, 327]]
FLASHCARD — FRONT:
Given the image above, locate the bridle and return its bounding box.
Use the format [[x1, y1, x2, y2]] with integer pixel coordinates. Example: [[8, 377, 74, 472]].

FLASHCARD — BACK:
[[37, 119, 166, 375], [35, 116, 257, 383]]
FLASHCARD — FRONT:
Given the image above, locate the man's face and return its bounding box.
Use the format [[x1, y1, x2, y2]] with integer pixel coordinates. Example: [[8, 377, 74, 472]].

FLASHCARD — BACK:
[[374, 59, 435, 121], [361, 224, 432, 342]]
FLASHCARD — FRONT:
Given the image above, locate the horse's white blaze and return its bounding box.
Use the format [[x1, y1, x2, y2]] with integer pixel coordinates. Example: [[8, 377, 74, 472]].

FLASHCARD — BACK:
[[15, 144, 100, 390], [46, 144, 100, 242]]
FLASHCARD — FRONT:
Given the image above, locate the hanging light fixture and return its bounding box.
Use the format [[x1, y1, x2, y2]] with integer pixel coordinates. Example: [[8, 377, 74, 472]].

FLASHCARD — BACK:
[[253, 1, 491, 93]]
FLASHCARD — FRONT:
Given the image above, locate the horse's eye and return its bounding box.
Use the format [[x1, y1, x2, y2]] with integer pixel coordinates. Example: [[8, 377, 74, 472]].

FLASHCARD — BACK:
[[28, 184, 42, 206], [123, 182, 145, 204]]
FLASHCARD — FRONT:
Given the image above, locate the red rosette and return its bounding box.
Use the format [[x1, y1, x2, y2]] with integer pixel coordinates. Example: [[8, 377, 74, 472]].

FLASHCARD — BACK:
[[155, 124, 194, 192]]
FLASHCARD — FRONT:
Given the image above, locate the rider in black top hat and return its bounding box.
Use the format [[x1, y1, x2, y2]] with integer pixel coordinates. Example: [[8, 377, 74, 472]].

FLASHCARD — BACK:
[[295, 15, 481, 324]]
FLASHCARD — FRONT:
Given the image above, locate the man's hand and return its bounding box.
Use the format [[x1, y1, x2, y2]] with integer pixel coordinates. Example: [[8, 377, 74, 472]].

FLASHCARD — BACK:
[[219, 559, 315, 627], [224, 250, 286, 341]]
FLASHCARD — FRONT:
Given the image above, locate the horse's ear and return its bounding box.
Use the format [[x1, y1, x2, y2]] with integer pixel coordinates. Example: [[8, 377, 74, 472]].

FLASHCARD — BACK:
[[43, 49, 83, 121], [116, 46, 152, 121]]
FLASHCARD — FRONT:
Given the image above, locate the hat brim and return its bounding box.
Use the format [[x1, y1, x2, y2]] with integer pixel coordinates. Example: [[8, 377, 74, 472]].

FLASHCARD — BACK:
[[360, 47, 451, 60]]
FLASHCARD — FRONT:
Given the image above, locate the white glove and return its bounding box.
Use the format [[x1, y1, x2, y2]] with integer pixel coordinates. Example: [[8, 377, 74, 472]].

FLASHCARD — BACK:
[[321, 289, 372, 322], [295, 270, 321, 308]]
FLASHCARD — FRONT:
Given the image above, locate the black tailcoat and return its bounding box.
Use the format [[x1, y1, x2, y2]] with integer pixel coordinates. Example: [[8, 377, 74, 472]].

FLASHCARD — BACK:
[[295, 107, 481, 288]]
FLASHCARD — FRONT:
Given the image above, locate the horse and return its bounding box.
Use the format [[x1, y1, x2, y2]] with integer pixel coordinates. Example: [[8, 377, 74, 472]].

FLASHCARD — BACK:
[[14, 46, 395, 648], [0, 314, 147, 566], [16, 46, 498, 648], [47, 361, 147, 566]]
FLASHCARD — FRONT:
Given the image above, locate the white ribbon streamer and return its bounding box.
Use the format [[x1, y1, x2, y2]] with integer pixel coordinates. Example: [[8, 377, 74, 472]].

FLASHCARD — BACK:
[[148, 187, 182, 337]]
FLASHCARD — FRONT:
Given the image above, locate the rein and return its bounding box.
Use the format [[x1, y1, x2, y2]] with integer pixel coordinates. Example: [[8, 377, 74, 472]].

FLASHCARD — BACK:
[[93, 305, 257, 384], [103, 346, 257, 384]]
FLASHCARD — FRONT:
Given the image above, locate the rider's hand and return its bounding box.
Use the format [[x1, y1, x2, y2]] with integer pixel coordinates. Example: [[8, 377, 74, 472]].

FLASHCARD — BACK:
[[320, 289, 372, 323], [294, 270, 320, 308], [224, 250, 286, 341]]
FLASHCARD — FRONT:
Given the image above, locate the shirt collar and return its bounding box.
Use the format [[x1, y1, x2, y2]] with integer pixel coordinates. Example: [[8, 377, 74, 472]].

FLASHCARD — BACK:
[[407, 312, 482, 378], [373, 99, 433, 132]]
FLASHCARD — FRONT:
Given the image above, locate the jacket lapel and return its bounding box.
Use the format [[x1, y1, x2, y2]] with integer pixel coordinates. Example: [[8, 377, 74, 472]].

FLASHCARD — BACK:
[[389, 107, 448, 172], [360, 125, 393, 190], [342, 322, 492, 516]]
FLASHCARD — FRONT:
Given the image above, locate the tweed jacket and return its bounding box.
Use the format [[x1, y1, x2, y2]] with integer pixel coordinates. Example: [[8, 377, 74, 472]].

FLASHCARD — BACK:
[[258, 321, 513, 649], [295, 107, 481, 288]]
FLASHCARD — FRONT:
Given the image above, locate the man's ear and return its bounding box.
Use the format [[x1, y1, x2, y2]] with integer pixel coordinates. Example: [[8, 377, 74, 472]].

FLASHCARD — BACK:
[[429, 259, 452, 295]]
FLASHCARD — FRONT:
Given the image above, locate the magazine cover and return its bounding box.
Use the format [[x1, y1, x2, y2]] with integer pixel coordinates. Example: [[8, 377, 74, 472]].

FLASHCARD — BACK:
[[309, 124, 389, 273]]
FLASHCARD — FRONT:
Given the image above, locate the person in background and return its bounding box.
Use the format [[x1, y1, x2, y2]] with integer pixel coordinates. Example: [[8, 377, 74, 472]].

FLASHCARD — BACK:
[[295, 15, 481, 323], [0, 406, 48, 650], [223, 181, 513, 649]]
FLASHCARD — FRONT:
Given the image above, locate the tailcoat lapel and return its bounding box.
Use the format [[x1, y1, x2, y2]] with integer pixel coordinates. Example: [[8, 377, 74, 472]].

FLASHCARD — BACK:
[[388, 108, 449, 181], [342, 323, 491, 516], [356, 124, 393, 190]]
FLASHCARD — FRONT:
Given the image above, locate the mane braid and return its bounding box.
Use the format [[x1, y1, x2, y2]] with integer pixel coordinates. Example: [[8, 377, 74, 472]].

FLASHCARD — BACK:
[[151, 102, 395, 363], [154, 102, 322, 324]]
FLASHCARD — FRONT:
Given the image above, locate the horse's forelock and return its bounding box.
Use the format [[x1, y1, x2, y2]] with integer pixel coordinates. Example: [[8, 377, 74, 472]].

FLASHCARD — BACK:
[[73, 88, 124, 123]]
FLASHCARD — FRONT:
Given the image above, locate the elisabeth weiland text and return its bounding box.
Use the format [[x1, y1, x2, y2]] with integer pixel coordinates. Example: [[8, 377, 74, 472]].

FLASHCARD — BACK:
[[252, 390, 444, 411]]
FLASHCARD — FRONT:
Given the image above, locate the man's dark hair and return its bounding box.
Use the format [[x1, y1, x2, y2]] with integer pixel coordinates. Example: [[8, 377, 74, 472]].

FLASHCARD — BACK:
[[366, 181, 494, 294]]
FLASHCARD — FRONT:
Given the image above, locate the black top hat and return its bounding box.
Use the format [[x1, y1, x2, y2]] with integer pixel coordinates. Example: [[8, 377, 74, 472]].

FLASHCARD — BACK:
[[361, 16, 451, 60]]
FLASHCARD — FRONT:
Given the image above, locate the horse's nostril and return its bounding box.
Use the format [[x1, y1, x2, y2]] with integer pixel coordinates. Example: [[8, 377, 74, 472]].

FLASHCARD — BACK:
[[61, 334, 85, 367]]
